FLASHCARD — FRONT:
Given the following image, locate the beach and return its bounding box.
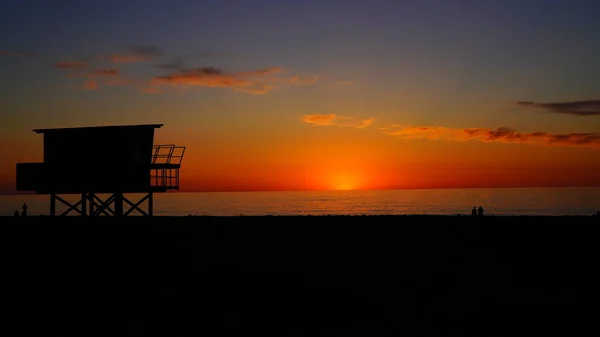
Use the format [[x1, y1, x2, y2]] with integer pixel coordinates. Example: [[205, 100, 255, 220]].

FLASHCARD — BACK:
[[2, 215, 596, 335]]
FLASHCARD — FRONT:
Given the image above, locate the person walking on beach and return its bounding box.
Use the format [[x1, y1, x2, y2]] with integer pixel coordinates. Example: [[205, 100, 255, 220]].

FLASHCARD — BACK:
[[472, 206, 477, 216], [478, 206, 484, 217], [21, 203, 28, 217]]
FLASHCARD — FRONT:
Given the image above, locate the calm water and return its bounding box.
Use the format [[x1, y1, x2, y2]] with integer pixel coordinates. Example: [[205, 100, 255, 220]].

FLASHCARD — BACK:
[[1, 187, 599, 216]]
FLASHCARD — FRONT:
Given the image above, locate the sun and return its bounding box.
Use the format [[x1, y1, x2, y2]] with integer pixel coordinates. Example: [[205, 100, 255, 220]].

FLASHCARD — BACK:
[[331, 174, 359, 191], [336, 183, 354, 191]]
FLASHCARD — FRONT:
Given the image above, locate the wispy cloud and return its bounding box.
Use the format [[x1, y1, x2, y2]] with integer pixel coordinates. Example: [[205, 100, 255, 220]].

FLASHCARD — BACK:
[[155, 52, 224, 71], [88, 68, 119, 76], [355, 117, 375, 128], [149, 66, 316, 94], [233, 84, 277, 95], [55, 62, 126, 90], [54, 46, 156, 90], [302, 114, 374, 128], [108, 44, 164, 64], [51, 45, 316, 94], [151, 66, 278, 88], [302, 114, 336, 126], [110, 54, 147, 63], [517, 100, 600, 116], [80, 68, 127, 90], [288, 74, 319, 85], [55, 61, 87, 69], [382, 124, 600, 148]]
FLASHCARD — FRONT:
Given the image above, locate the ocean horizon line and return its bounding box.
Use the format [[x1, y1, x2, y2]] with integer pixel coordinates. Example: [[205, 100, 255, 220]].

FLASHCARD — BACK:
[[2, 214, 597, 218], [2, 184, 600, 196], [2, 186, 599, 217]]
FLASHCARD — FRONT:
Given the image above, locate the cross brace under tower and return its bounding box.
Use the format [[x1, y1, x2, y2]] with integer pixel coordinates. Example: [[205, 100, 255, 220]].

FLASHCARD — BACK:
[[50, 192, 154, 216]]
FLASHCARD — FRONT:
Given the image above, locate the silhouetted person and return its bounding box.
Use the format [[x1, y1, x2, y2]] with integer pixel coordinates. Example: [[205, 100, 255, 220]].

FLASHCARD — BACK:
[[21, 203, 28, 217], [471, 207, 477, 216], [13, 210, 19, 216], [478, 206, 484, 216]]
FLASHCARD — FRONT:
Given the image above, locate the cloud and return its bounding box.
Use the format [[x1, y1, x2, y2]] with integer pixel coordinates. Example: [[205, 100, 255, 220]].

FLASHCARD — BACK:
[[84, 75, 133, 91], [53, 52, 146, 91], [55, 61, 87, 69], [517, 100, 600, 116], [57, 64, 125, 90], [302, 114, 374, 128], [234, 84, 277, 95], [109, 44, 164, 64], [50, 46, 316, 94], [383, 124, 600, 148], [302, 114, 336, 126], [80, 68, 128, 90], [155, 53, 224, 71], [355, 117, 374, 128], [149, 66, 314, 94], [88, 68, 119, 76], [288, 74, 319, 85], [83, 78, 99, 90], [152, 66, 256, 87], [110, 54, 147, 63], [335, 80, 354, 85]]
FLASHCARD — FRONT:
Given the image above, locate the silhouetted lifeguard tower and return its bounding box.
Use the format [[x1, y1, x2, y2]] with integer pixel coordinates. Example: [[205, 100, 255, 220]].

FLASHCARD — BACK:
[[16, 124, 185, 216]]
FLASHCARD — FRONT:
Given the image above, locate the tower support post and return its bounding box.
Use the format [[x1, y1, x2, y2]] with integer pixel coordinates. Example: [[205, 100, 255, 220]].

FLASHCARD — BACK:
[[114, 192, 124, 216], [50, 193, 56, 216], [81, 193, 87, 216], [88, 193, 94, 216], [148, 192, 153, 216]]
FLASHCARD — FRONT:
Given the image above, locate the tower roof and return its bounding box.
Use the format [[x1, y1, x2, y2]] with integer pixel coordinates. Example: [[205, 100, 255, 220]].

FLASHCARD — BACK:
[[33, 124, 164, 134]]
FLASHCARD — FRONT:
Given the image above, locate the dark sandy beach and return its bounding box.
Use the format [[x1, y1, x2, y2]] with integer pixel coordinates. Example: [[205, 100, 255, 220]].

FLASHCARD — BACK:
[[1, 215, 597, 336]]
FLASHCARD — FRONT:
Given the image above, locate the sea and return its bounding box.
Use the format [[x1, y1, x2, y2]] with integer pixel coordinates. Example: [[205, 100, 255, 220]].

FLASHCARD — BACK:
[[1, 187, 599, 216]]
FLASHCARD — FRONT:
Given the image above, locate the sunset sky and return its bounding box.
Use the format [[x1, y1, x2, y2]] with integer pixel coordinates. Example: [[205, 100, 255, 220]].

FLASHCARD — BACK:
[[1, 0, 600, 193]]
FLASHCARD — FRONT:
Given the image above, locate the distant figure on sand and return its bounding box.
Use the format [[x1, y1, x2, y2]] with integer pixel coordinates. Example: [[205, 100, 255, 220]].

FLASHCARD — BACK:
[[478, 206, 484, 217], [21, 203, 28, 217], [472, 207, 477, 216], [13, 210, 19, 216]]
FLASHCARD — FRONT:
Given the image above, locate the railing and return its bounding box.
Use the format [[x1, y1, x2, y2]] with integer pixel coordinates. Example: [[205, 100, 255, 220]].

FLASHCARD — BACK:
[[150, 144, 185, 190], [150, 167, 180, 190], [151, 144, 186, 165]]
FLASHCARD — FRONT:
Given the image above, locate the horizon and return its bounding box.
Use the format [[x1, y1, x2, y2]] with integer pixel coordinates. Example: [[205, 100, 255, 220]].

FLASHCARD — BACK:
[[3, 184, 599, 197], [2, 0, 600, 193]]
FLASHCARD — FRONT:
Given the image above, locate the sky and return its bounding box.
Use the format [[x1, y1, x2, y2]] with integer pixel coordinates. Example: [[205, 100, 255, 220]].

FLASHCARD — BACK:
[[1, 0, 600, 193]]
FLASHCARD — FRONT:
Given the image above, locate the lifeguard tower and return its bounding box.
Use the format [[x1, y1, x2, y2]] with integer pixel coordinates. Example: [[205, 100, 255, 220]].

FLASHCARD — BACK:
[[15, 124, 185, 216]]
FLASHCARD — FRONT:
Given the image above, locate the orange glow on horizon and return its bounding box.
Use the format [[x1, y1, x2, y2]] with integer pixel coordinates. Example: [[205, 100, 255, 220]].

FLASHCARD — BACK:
[[330, 174, 360, 191], [2, 117, 600, 194], [176, 158, 600, 192], [155, 126, 600, 192]]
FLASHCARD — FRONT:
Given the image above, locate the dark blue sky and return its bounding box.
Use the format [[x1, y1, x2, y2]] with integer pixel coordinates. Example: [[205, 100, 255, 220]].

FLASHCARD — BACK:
[[2, 0, 600, 131], [3, 0, 600, 69]]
